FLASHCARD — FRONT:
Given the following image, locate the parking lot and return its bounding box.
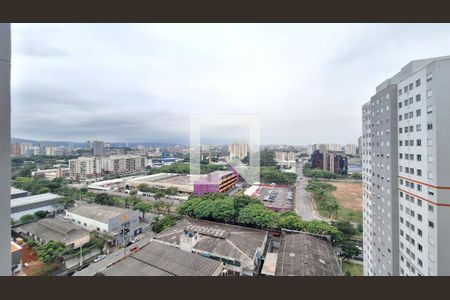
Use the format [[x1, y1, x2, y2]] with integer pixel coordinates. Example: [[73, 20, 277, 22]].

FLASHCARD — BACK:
[[257, 185, 294, 211]]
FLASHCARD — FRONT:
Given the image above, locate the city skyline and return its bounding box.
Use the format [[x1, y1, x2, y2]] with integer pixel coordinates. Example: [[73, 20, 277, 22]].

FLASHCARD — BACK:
[[12, 24, 450, 145]]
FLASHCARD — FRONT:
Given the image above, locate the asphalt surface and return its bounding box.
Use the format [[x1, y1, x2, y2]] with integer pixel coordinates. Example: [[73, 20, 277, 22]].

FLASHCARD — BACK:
[[294, 162, 315, 221], [72, 234, 153, 276]]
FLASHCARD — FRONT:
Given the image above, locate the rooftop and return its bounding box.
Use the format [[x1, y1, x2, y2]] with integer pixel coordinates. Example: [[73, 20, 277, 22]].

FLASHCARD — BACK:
[[11, 187, 28, 196], [275, 230, 343, 276], [153, 218, 268, 266], [101, 241, 222, 276], [15, 217, 91, 247], [11, 193, 61, 208], [67, 202, 134, 223]]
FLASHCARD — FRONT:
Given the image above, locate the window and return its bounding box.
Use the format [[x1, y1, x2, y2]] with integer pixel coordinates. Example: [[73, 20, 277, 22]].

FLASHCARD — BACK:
[[399, 128, 403, 133], [417, 154, 422, 161], [404, 86, 408, 93], [426, 73, 432, 81], [417, 169, 422, 176], [405, 126, 408, 133], [409, 83, 413, 91], [416, 109, 421, 117], [416, 94, 421, 102], [417, 185, 422, 191], [399, 153, 403, 159], [416, 124, 421, 132], [417, 139, 422, 146], [399, 89, 402, 96], [409, 111, 413, 118], [399, 102, 402, 108], [427, 123, 433, 130], [399, 115, 403, 121], [417, 199, 422, 206], [416, 79, 421, 87], [409, 98, 413, 105], [427, 105, 433, 114], [399, 141, 403, 146], [429, 205, 434, 212], [427, 89, 433, 98], [429, 221, 434, 228]]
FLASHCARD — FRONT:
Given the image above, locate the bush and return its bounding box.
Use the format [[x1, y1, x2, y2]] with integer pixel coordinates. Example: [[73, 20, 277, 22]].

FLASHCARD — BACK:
[[20, 214, 36, 223]]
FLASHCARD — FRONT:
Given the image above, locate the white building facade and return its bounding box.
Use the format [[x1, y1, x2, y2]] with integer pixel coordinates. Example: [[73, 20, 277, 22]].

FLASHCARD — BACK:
[[363, 56, 450, 276]]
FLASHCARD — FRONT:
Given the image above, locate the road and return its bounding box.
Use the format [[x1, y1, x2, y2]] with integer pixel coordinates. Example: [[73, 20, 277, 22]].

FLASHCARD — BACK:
[[294, 161, 315, 221], [72, 234, 153, 276]]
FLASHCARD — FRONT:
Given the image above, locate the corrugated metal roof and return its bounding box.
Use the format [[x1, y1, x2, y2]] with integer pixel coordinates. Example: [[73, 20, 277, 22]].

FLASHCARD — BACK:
[[102, 242, 222, 276], [11, 193, 61, 208], [275, 231, 343, 276]]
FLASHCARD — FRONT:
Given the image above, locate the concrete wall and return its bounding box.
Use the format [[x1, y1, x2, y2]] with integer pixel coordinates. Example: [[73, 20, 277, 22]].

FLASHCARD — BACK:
[[0, 23, 11, 275]]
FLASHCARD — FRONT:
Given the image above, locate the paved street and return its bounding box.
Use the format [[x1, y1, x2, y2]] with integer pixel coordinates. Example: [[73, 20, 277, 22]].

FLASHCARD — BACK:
[[72, 234, 153, 276], [294, 161, 315, 221]]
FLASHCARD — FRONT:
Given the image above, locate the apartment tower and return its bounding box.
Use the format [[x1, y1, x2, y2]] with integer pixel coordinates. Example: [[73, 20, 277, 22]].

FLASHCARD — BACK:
[[363, 56, 450, 276], [0, 23, 11, 275]]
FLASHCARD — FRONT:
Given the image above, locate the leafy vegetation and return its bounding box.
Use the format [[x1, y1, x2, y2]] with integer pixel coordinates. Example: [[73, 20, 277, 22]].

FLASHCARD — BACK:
[[350, 172, 362, 180], [342, 261, 363, 276], [260, 167, 297, 185], [177, 194, 343, 243], [19, 214, 36, 223], [150, 215, 180, 233], [37, 240, 66, 264], [303, 164, 338, 179], [12, 177, 67, 195]]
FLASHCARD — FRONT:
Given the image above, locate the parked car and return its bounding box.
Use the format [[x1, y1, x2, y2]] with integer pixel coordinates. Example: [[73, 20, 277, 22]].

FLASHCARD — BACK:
[[131, 237, 139, 244], [77, 264, 89, 271], [94, 254, 106, 263], [353, 254, 363, 261], [130, 245, 139, 252]]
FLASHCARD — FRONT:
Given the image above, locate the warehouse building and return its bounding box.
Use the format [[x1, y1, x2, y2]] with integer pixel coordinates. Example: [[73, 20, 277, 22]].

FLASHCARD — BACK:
[[261, 229, 343, 276], [100, 241, 223, 276], [153, 218, 268, 275], [11, 193, 63, 221], [66, 202, 141, 245], [14, 217, 91, 249], [10, 187, 28, 199]]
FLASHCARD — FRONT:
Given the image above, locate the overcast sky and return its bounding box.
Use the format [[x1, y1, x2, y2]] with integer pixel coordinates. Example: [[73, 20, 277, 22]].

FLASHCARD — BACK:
[[10, 24, 450, 145]]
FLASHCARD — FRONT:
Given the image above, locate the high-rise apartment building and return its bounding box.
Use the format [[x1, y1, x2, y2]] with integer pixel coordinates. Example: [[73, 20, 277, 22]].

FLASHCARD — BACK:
[[345, 144, 357, 156], [101, 155, 146, 176], [69, 157, 102, 181], [0, 23, 11, 275], [229, 143, 249, 160], [93, 140, 105, 156], [363, 56, 450, 276]]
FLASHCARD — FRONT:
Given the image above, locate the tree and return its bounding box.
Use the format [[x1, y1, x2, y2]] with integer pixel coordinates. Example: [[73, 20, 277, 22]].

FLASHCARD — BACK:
[[153, 200, 165, 212], [237, 203, 278, 228], [260, 149, 277, 167], [37, 241, 66, 264], [340, 240, 361, 260], [20, 214, 35, 223], [333, 221, 358, 238], [137, 183, 152, 193], [151, 215, 178, 234], [165, 187, 179, 195], [135, 202, 152, 219], [95, 193, 113, 205], [277, 212, 305, 230], [351, 172, 362, 180], [154, 191, 165, 201], [34, 210, 48, 219], [90, 237, 106, 255]]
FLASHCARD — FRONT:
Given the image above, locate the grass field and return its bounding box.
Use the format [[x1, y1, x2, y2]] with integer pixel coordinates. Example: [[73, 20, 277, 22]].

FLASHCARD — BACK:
[[342, 261, 363, 276]]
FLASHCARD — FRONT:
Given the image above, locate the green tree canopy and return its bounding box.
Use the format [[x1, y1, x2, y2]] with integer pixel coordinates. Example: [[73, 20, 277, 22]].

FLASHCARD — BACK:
[[37, 241, 66, 264]]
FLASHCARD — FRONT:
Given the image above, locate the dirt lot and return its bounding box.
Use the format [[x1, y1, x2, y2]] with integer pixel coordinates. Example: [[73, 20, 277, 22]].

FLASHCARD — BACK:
[[330, 182, 362, 211], [20, 244, 45, 276]]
